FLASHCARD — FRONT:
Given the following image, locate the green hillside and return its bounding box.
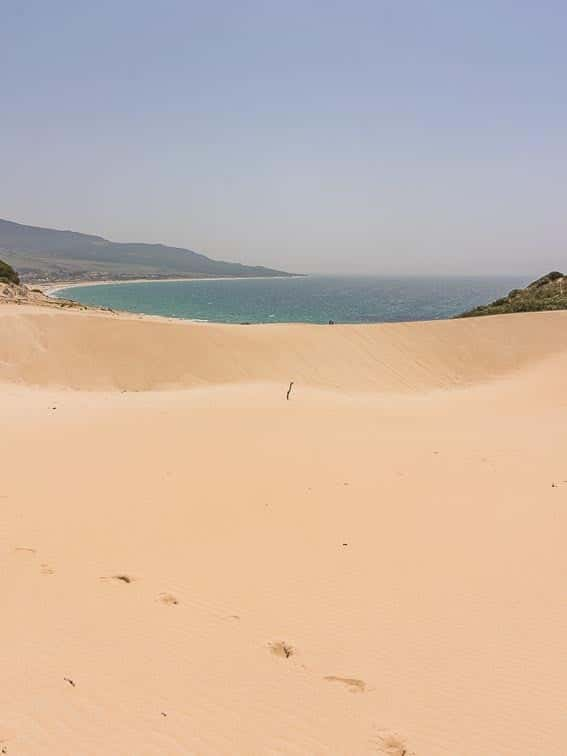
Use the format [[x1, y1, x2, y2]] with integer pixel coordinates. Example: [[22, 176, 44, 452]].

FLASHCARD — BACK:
[[459, 272, 567, 317]]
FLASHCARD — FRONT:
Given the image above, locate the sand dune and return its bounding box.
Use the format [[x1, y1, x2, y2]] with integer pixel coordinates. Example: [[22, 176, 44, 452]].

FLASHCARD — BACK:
[[2, 305, 567, 755], [2, 304, 567, 392]]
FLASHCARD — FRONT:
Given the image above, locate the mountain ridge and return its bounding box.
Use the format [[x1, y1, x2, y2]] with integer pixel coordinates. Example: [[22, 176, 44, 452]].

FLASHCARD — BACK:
[[0, 218, 293, 282]]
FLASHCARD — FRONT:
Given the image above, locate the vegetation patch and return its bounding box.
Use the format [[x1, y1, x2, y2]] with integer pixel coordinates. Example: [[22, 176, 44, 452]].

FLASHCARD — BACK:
[[458, 271, 567, 317], [0, 259, 20, 285]]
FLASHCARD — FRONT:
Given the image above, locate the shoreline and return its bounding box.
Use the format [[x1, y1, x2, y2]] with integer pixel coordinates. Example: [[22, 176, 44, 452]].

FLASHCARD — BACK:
[[29, 274, 534, 327], [39, 274, 301, 297]]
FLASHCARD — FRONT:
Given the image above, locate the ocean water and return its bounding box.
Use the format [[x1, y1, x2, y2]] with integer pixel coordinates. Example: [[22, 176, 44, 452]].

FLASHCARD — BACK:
[[54, 275, 528, 324]]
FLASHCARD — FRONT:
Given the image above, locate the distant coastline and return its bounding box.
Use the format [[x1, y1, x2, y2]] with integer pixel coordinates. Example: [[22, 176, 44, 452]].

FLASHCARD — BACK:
[[1, 217, 294, 282], [42, 274, 301, 297]]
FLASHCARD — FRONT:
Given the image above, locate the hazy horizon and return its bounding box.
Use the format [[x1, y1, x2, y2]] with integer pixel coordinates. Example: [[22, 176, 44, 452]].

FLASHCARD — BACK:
[[2, 2, 566, 276]]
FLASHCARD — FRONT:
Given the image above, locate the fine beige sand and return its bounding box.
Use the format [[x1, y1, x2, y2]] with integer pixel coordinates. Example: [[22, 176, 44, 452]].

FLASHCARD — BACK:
[[2, 303, 567, 755]]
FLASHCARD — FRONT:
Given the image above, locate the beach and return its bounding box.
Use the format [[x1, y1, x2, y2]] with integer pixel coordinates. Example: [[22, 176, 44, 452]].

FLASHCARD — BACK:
[[2, 303, 567, 754], [38, 275, 298, 297]]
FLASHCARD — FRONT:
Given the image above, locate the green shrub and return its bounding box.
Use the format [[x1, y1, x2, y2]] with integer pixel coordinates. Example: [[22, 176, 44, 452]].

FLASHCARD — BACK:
[[0, 259, 20, 285]]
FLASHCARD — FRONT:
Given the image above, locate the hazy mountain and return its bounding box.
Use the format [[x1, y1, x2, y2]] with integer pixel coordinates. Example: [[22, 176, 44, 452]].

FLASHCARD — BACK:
[[0, 218, 292, 282]]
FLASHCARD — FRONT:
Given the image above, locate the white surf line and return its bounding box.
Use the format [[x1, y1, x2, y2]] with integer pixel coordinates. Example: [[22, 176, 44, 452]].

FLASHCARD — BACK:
[[44, 274, 301, 297]]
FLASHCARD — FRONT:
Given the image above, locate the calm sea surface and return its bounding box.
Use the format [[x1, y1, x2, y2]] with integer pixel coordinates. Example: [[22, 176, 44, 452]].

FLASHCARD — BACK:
[[54, 275, 528, 324]]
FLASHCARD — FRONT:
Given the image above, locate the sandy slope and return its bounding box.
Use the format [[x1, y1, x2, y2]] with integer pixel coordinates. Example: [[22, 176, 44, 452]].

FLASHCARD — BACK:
[[2, 304, 567, 392], [2, 305, 567, 755]]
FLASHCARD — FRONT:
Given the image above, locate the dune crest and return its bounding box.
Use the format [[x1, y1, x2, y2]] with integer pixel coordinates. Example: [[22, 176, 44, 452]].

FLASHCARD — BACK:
[[1, 304, 567, 392]]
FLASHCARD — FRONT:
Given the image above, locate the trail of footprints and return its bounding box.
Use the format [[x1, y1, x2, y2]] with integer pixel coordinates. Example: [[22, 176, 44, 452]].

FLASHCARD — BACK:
[[268, 642, 366, 692], [13, 550, 181, 605], [267, 641, 413, 752], [11, 546, 412, 752]]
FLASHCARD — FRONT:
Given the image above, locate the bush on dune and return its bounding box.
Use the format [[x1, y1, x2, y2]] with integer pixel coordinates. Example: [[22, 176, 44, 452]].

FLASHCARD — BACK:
[[0, 259, 20, 285]]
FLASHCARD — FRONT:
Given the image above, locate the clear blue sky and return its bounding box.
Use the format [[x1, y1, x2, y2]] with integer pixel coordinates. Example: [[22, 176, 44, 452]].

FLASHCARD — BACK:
[[1, 1, 565, 274]]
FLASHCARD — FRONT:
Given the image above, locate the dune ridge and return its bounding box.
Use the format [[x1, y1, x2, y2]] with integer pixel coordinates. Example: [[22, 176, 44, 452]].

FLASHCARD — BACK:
[[2, 304, 567, 392]]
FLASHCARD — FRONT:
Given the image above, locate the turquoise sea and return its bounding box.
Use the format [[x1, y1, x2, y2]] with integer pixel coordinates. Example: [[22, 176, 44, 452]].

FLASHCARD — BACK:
[[54, 275, 529, 324]]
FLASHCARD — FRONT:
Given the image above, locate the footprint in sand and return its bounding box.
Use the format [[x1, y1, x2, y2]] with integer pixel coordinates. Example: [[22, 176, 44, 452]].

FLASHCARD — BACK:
[[324, 675, 366, 693], [268, 641, 295, 659], [99, 574, 135, 584], [158, 593, 179, 606], [375, 731, 411, 755]]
